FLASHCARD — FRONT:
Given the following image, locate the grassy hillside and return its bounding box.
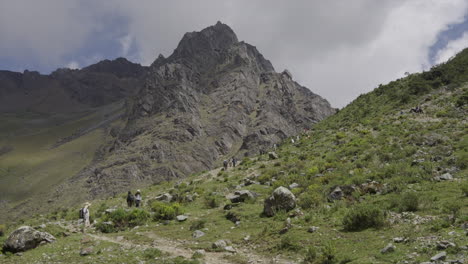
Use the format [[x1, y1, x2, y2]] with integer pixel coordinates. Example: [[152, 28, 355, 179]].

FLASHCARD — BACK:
[[0, 101, 125, 221], [1, 50, 467, 263]]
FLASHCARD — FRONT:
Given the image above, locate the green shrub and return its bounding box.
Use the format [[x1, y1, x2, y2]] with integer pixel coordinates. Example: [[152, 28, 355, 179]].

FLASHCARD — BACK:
[[443, 201, 462, 222], [150, 201, 182, 220], [342, 204, 385, 231], [320, 241, 337, 264], [97, 208, 150, 232], [303, 245, 318, 263], [143, 248, 163, 259], [278, 235, 300, 252], [203, 194, 221, 209], [189, 220, 206, 231], [429, 219, 450, 232], [398, 192, 419, 212]]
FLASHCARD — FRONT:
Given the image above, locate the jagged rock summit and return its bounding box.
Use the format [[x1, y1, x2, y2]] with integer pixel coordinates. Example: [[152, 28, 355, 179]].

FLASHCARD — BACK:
[[85, 22, 336, 197]]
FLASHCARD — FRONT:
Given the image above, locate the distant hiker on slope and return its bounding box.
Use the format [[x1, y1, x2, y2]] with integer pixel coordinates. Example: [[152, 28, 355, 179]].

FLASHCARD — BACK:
[[223, 160, 228, 171], [80, 202, 91, 232], [127, 191, 135, 207], [135, 190, 142, 208], [232, 157, 237, 167]]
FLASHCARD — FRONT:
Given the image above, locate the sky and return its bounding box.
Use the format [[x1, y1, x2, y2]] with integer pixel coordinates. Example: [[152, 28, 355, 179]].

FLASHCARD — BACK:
[[0, 0, 467, 108]]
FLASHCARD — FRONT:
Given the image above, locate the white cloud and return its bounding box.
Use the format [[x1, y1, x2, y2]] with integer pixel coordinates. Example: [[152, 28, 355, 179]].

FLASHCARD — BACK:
[[66, 61, 80, 69], [0, 0, 467, 107], [119, 34, 133, 57], [434, 32, 468, 64]]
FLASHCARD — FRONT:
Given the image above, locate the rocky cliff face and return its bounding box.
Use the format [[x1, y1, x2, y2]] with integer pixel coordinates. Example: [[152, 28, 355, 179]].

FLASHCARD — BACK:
[[85, 22, 336, 196]]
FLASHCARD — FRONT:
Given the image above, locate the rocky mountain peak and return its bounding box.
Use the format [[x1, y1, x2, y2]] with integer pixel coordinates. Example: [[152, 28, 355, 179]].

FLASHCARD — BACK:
[[172, 21, 239, 59]]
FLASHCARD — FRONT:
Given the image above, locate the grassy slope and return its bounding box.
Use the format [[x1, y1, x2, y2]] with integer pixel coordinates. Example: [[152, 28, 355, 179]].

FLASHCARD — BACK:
[[0, 101, 124, 221], [1, 51, 468, 263]]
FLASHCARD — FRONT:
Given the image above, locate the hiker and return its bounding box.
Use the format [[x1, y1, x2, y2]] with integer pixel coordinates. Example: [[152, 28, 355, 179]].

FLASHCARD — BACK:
[[223, 160, 228, 170], [135, 190, 142, 208], [232, 157, 237, 167], [81, 202, 91, 231], [273, 144, 277, 151], [126, 191, 135, 207]]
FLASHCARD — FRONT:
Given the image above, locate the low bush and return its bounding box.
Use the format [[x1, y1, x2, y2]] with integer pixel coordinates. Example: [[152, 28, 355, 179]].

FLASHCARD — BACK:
[[277, 235, 300, 252], [150, 201, 182, 221], [189, 219, 206, 231], [461, 181, 468, 197], [398, 192, 419, 212], [97, 208, 150, 232], [143, 248, 163, 259], [203, 193, 221, 209], [342, 204, 385, 231]]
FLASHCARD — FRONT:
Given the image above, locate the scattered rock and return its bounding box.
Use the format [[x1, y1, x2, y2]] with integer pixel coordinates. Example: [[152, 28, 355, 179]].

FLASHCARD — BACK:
[[243, 235, 250, 241], [380, 243, 395, 254], [268, 152, 279, 160], [328, 186, 343, 201], [192, 230, 205, 239], [226, 211, 241, 223], [224, 246, 236, 253], [194, 249, 205, 256], [212, 240, 227, 249], [430, 251, 446, 262], [176, 215, 188, 222], [289, 183, 300, 189], [393, 237, 406, 243], [226, 190, 257, 203], [3, 226, 56, 253], [104, 208, 117, 214], [263, 186, 296, 217], [434, 173, 453, 181], [155, 193, 173, 202], [308, 226, 319, 233], [80, 247, 93, 256], [436, 240, 456, 250]]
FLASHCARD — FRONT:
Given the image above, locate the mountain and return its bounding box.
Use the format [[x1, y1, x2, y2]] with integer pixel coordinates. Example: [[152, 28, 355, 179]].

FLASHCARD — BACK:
[[0, 43, 466, 264], [0, 22, 335, 220], [0, 57, 146, 113]]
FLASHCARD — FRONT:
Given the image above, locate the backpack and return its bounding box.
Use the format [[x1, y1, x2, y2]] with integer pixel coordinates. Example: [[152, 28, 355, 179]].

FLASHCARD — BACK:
[[79, 208, 84, 219]]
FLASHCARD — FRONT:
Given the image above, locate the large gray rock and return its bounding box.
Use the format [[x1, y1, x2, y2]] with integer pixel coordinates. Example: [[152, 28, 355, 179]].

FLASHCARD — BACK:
[[263, 186, 296, 217], [430, 251, 446, 261], [226, 190, 257, 203], [3, 226, 56, 253]]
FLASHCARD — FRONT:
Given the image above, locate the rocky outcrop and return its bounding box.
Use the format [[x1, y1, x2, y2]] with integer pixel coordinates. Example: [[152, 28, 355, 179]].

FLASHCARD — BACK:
[[263, 186, 297, 217], [86, 22, 335, 197], [3, 226, 56, 253]]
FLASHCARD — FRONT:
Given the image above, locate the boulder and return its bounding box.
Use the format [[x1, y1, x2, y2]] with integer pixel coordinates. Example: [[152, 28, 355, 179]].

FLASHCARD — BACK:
[[212, 240, 228, 249], [80, 247, 93, 256], [263, 186, 296, 217], [155, 193, 173, 202], [192, 230, 205, 239], [226, 190, 257, 203], [3, 226, 56, 253], [308, 226, 319, 233], [176, 215, 188, 222], [436, 240, 456, 250], [430, 251, 446, 262], [380, 243, 395, 254], [224, 246, 236, 253]]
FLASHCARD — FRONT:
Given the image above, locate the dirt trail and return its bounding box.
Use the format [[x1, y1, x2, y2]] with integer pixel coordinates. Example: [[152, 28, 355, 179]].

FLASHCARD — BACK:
[[88, 232, 295, 264]]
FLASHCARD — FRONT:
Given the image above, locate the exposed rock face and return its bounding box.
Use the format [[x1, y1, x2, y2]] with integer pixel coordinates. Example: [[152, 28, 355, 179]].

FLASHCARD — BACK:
[[3, 226, 56, 253], [263, 186, 297, 217], [86, 22, 335, 196]]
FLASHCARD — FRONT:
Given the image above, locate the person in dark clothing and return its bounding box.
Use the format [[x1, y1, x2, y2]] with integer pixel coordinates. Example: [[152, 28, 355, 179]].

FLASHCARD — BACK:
[[223, 160, 228, 170], [232, 157, 237, 167], [126, 191, 135, 207]]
